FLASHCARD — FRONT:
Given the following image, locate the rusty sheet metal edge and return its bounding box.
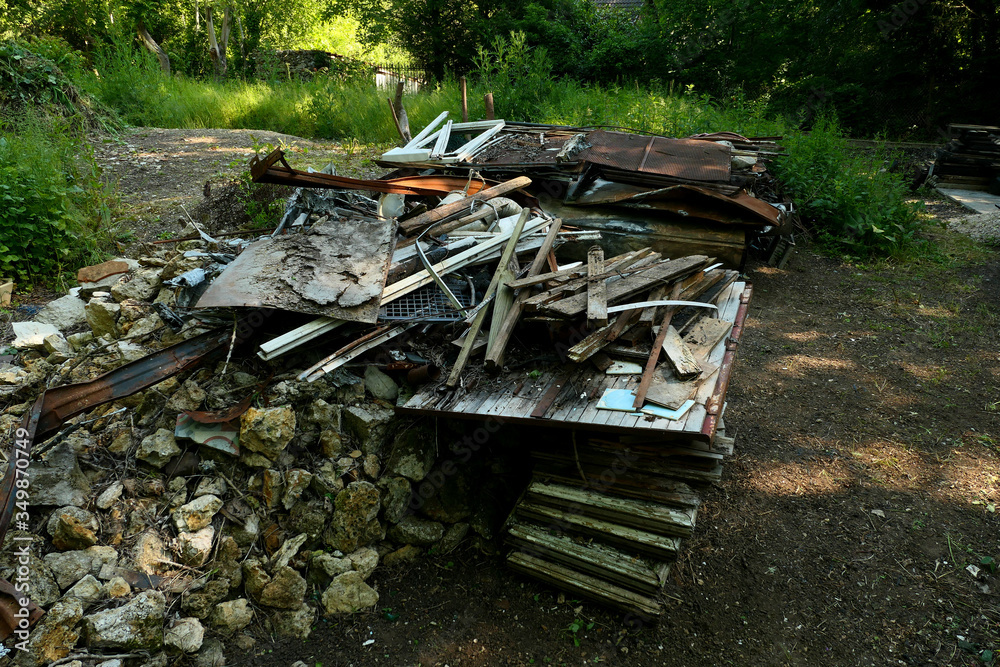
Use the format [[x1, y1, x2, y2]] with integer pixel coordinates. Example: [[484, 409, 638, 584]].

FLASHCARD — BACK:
[[701, 283, 753, 441], [250, 149, 491, 197], [0, 578, 43, 640], [0, 329, 230, 549]]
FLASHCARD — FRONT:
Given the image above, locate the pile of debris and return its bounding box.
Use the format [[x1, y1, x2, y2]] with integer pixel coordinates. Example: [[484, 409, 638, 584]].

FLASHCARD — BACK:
[[0, 109, 790, 663], [929, 124, 1000, 194]]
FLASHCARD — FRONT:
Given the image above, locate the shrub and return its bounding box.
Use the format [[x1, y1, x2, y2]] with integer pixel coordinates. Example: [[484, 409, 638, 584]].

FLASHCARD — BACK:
[[773, 117, 925, 256]]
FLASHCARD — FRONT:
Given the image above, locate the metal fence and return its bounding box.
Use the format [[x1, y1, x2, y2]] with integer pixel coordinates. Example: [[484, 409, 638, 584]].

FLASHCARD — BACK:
[[371, 64, 428, 92]]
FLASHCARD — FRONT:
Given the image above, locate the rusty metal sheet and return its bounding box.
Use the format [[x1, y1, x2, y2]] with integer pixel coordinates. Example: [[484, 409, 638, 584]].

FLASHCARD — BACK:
[[579, 131, 731, 182], [196, 216, 397, 322], [0, 578, 43, 641], [250, 149, 491, 196]]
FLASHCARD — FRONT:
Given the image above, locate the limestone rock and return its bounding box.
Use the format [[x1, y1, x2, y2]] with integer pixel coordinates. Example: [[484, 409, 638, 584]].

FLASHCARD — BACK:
[[259, 566, 306, 609], [7, 554, 60, 607], [364, 365, 399, 402], [166, 379, 206, 412], [35, 294, 88, 330], [382, 544, 422, 566], [83, 590, 165, 650], [194, 637, 226, 667], [308, 552, 353, 588], [386, 426, 436, 482], [282, 469, 312, 510], [387, 515, 444, 546], [288, 500, 328, 537], [111, 268, 161, 302], [209, 598, 254, 634], [16, 598, 83, 666], [270, 603, 314, 640], [96, 481, 124, 509], [85, 298, 120, 338], [348, 546, 379, 580], [105, 576, 131, 598], [194, 477, 226, 497], [181, 579, 230, 619], [47, 506, 99, 550], [172, 494, 222, 533], [44, 546, 118, 590], [177, 526, 215, 566], [63, 574, 103, 610], [137, 428, 181, 468], [133, 530, 170, 575], [66, 331, 94, 352], [379, 476, 412, 524], [321, 571, 379, 615], [270, 532, 308, 572], [27, 440, 90, 507], [319, 428, 343, 458], [304, 398, 341, 431], [261, 469, 283, 510], [43, 333, 74, 362], [420, 466, 474, 523], [239, 406, 295, 460], [324, 481, 382, 553], [164, 617, 205, 654], [342, 403, 395, 454]]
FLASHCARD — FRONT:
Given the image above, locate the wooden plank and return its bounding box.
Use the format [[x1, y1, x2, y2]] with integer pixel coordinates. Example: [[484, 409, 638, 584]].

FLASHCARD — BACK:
[[507, 551, 662, 617], [488, 251, 520, 351], [631, 281, 683, 409], [530, 372, 572, 419], [447, 210, 531, 387], [662, 326, 701, 380], [526, 482, 696, 537], [531, 463, 701, 508], [507, 523, 664, 594], [515, 502, 682, 560], [586, 245, 607, 326], [644, 369, 699, 410], [544, 256, 708, 318], [683, 318, 733, 362], [485, 219, 563, 372], [566, 308, 643, 363], [399, 176, 531, 234]]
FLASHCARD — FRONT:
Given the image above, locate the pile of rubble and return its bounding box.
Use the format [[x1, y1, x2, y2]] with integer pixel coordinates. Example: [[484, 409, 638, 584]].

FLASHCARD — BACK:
[[2, 248, 510, 666], [0, 109, 793, 663]]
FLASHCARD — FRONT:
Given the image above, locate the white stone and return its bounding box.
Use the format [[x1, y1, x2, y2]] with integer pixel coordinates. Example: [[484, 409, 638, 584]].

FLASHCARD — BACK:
[[35, 293, 88, 330], [11, 321, 60, 349]]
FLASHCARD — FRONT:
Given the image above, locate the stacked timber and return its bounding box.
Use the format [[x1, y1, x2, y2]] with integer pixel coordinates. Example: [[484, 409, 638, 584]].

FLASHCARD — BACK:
[[505, 421, 736, 618], [933, 124, 1000, 193]]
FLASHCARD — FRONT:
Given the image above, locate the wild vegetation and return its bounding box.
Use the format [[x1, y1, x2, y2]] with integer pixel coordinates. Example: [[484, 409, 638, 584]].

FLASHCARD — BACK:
[[1, 0, 991, 282]]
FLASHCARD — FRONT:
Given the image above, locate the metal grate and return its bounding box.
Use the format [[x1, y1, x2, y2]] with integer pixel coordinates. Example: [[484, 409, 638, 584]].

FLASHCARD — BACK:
[[379, 281, 473, 322]]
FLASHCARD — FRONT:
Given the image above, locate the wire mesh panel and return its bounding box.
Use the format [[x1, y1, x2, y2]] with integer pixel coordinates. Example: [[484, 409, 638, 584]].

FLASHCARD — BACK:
[[379, 282, 473, 322]]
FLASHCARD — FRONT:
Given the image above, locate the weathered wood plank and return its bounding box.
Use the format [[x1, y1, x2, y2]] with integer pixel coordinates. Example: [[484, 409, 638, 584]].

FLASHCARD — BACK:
[[662, 325, 702, 380], [586, 245, 608, 327]]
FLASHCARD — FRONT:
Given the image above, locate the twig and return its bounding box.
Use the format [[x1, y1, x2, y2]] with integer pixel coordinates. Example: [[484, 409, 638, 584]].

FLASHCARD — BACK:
[[50, 654, 142, 666]]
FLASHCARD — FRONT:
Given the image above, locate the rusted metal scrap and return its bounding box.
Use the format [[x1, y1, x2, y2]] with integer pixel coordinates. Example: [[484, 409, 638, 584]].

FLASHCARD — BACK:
[[0, 578, 43, 641], [250, 149, 492, 196]]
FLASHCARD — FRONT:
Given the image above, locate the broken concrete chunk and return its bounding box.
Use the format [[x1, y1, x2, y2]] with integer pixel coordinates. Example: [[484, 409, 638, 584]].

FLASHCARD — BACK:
[[137, 428, 182, 468], [11, 321, 61, 350], [83, 590, 165, 650], [240, 405, 296, 460], [172, 494, 223, 533], [321, 570, 379, 615], [85, 298, 120, 338], [36, 293, 88, 330], [47, 506, 99, 551]]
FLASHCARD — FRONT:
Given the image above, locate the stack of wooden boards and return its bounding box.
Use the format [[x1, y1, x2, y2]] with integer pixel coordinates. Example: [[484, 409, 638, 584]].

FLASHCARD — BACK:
[[933, 124, 1000, 193], [505, 421, 736, 618]]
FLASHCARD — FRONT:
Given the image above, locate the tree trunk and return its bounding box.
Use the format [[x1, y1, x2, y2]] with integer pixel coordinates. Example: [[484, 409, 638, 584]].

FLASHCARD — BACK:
[[137, 22, 171, 74], [206, 5, 233, 80]]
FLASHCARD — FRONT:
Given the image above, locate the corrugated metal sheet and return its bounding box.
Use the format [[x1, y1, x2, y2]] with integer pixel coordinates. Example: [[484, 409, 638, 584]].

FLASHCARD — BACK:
[[579, 131, 732, 183]]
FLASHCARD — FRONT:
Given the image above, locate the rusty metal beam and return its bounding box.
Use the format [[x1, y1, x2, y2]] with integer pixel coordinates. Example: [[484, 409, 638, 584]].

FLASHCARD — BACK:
[[250, 149, 491, 197]]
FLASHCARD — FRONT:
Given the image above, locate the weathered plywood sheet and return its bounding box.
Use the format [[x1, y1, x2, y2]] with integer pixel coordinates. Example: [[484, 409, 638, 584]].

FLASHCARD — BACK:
[[196, 217, 396, 322]]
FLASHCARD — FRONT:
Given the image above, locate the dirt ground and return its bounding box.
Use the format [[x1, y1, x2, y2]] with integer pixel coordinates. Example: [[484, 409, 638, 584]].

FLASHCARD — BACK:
[[18, 129, 1000, 666]]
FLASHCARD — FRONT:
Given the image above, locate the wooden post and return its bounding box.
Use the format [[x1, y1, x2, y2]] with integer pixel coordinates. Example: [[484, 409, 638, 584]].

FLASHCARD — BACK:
[[484, 92, 495, 120], [586, 245, 607, 327], [392, 80, 411, 143], [460, 76, 469, 122]]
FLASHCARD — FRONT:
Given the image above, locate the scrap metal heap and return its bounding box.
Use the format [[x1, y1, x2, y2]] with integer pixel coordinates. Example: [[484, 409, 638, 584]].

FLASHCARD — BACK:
[[0, 113, 790, 648]]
